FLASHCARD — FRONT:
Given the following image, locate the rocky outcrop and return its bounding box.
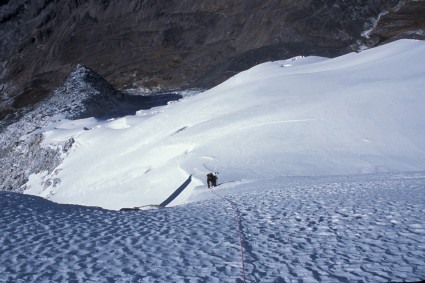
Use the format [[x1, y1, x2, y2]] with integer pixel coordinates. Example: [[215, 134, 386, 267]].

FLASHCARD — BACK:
[[3, 0, 419, 119], [37, 64, 124, 119]]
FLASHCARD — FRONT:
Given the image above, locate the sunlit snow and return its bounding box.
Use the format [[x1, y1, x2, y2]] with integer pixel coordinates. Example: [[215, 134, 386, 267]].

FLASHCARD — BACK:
[[24, 39, 425, 210]]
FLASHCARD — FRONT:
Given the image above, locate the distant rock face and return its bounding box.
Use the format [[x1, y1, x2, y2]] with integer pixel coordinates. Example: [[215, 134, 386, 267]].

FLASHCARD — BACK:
[[3, 0, 424, 119], [365, 0, 425, 45], [43, 64, 124, 120]]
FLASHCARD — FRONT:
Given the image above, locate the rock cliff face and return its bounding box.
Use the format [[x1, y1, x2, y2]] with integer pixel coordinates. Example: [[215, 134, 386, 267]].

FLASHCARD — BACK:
[[3, 0, 425, 120]]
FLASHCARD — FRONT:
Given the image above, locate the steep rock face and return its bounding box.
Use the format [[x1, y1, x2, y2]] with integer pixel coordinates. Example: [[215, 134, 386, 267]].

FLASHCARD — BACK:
[[1, 0, 409, 118]]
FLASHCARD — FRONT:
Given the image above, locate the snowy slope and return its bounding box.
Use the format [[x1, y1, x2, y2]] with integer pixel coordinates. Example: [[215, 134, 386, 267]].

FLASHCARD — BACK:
[[2, 171, 425, 282], [24, 39, 425, 210]]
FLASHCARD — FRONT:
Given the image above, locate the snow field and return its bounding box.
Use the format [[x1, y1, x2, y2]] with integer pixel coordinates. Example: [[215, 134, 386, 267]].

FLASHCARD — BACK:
[[2, 171, 425, 282], [24, 40, 425, 210]]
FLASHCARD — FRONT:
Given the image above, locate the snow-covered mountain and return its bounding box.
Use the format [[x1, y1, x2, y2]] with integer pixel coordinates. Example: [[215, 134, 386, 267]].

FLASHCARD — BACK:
[[19, 39, 425, 210], [1, 39, 425, 283]]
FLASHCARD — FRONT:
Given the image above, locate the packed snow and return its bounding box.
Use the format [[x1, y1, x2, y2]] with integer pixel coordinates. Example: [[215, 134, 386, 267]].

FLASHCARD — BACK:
[[1, 172, 425, 282], [2, 39, 425, 282]]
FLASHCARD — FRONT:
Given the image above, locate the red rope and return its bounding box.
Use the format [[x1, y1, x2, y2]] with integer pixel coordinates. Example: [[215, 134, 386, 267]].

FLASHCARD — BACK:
[[210, 188, 247, 283]]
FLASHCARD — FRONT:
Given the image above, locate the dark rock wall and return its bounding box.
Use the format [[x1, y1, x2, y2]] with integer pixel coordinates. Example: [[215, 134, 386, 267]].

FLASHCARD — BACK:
[[0, 0, 423, 119], [366, 0, 425, 45]]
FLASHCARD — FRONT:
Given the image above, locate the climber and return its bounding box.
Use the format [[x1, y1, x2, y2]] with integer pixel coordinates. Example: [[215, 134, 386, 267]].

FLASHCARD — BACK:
[[207, 172, 218, 188]]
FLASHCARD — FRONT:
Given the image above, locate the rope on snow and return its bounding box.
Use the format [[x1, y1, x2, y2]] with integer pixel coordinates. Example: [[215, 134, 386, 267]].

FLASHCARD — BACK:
[[210, 187, 247, 283]]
